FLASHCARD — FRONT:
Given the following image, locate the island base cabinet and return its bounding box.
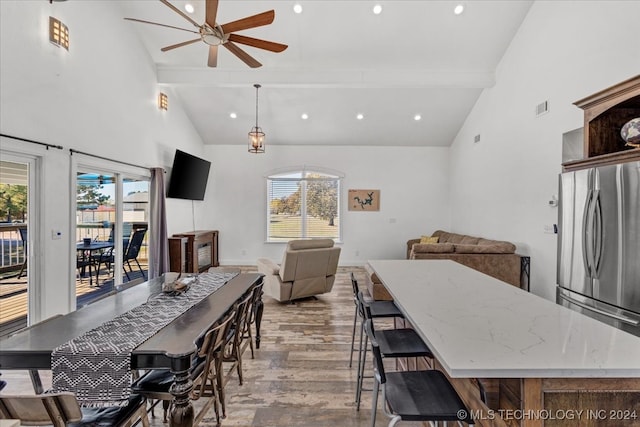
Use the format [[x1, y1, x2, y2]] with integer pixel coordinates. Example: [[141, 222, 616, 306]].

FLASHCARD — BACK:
[[394, 319, 640, 427], [429, 367, 640, 427]]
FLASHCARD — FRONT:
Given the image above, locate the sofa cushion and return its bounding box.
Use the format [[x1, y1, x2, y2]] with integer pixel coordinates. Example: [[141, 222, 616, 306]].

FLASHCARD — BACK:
[[431, 230, 462, 243], [453, 242, 516, 254], [411, 243, 455, 253], [460, 236, 480, 245]]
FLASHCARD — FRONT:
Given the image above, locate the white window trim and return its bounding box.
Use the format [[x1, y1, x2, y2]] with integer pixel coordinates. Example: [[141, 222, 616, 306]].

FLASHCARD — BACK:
[[265, 165, 344, 243]]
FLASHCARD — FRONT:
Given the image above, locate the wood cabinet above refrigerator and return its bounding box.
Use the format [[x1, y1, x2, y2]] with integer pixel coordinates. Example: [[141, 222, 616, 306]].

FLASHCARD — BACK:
[[563, 75, 640, 172]]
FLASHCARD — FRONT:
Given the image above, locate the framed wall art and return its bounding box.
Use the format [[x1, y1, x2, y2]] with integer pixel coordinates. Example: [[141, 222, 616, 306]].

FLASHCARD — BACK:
[[348, 189, 380, 211]]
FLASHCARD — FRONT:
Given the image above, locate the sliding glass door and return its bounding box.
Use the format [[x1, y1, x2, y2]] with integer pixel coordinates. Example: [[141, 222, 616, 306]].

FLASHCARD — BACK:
[[0, 156, 36, 337], [74, 165, 150, 307]]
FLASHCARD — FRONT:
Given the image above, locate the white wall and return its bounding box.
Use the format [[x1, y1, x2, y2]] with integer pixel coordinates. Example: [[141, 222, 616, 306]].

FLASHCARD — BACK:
[[3, 0, 637, 319], [203, 145, 451, 265], [449, 1, 640, 300], [0, 1, 204, 319]]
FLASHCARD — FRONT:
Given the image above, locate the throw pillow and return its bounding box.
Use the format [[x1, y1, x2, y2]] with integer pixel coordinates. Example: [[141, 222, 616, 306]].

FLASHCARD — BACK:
[[420, 235, 439, 244]]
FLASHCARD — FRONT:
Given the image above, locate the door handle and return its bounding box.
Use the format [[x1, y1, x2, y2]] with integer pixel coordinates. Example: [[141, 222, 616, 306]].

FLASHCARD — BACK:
[[591, 190, 602, 277], [581, 190, 594, 277], [558, 293, 640, 326]]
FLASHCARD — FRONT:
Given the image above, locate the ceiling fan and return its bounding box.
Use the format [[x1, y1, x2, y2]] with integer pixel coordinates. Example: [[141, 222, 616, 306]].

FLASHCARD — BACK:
[[125, 0, 287, 68]]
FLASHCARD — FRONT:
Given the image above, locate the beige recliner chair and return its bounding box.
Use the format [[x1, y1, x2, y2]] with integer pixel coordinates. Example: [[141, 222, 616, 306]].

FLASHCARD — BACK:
[[257, 239, 341, 302]]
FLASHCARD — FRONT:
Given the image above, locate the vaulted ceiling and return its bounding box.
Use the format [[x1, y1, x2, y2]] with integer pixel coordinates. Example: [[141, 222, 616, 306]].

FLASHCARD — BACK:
[[119, 0, 533, 147]]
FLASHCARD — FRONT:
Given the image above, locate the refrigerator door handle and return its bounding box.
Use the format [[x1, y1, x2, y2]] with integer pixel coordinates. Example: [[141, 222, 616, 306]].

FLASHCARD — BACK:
[[558, 293, 640, 326], [581, 189, 594, 277], [592, 190, 603, 276]]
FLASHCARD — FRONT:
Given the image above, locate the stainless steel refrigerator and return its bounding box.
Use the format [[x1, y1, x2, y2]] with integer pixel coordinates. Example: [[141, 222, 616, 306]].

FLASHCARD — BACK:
[[557, 161, 640, 337]]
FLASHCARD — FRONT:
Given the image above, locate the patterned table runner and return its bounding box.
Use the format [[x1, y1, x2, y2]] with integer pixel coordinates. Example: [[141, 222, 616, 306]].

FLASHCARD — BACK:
[[51, 271, 238, 407]]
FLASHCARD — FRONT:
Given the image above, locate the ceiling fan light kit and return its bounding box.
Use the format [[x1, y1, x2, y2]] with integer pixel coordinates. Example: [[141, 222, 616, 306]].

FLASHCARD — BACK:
[[200, 24, 225, 46], [124, 0, 287, 68], [248, 84, 265, 154]]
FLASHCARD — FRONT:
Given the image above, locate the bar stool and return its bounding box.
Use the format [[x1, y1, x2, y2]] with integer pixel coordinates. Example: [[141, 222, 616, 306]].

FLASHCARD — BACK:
[[349, 273, 403, 368], [350, 274, 405, 406], [364, 319, 474, 427], [355, 291, 433, 411]]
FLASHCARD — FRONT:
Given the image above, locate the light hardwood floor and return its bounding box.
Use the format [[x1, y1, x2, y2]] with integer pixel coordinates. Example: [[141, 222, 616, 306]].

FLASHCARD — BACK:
[[1, 266, 423, 427]]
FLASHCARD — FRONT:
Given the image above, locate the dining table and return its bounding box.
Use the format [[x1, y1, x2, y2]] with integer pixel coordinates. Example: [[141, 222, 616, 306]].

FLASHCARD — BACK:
[[0, 272, 264, 427], [76, 240, 114, 286]]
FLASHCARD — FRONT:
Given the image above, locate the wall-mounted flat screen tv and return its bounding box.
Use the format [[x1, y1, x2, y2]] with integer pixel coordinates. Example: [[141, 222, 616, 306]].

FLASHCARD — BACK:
[[167, 149, 211, 201]]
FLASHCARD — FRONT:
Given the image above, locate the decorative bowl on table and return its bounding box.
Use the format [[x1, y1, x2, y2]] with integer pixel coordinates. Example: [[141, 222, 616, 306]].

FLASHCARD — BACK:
[[621, 117, 640, 147]]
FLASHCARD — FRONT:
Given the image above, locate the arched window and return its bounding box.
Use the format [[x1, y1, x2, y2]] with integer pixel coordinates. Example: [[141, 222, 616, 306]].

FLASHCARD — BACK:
[[266, 167, 343, 242]]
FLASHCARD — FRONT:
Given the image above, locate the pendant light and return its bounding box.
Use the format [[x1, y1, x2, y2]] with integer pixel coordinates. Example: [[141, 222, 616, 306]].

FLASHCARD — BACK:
[[248, 84, 265, 154]]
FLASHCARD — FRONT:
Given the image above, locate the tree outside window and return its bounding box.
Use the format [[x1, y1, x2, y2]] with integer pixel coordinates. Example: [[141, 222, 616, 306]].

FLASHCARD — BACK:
[[0, 184, 27, 222], [267, 169, 342, 242]]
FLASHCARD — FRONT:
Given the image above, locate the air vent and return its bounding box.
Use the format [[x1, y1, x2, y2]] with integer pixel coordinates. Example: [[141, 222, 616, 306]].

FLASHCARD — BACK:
[[536, 100, 549, 117], [474, 134, 481, 143]]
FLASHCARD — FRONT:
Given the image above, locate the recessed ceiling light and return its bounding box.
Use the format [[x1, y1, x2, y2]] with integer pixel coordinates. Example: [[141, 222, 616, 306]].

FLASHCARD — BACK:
[[184, 3, 195, 14], [373, 4, 382, 14], [454, 4, 465, 15], [414, 114, 422, 121], [301, 113, 309, 120], [293, 3, 303, 14], [356, 113, 364, 120], [230, 112, 237, 119]]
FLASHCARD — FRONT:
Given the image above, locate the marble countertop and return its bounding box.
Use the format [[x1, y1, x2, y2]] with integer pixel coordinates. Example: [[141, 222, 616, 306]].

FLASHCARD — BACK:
[[368, 259, 640, 378]]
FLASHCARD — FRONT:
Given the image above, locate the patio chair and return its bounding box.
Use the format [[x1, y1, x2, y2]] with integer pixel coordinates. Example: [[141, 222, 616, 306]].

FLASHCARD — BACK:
[[94, 228, 147, 282], [123, 228, 147, 280], [17, 227, 27, 279]]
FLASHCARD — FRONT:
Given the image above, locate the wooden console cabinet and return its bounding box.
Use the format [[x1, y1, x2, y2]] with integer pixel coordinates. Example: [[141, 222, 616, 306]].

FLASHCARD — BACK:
[[168, 230, 219, 273], [564, 75, 640, 171]]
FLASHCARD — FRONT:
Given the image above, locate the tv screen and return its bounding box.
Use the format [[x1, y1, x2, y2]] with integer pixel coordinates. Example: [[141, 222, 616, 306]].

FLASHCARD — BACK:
[[167, 149, 211, 201]]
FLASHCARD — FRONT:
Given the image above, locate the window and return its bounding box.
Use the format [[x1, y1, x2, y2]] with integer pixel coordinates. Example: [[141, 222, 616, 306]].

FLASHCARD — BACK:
[[267, 168, 342, 242]]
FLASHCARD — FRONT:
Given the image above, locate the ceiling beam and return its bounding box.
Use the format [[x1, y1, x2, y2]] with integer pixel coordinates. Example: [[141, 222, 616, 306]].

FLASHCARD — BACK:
[[156, 67, 495, 89]]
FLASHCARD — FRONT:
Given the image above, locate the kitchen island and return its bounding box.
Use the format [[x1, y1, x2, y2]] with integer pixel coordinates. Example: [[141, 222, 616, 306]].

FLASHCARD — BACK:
[[368, 260, 640, 427]]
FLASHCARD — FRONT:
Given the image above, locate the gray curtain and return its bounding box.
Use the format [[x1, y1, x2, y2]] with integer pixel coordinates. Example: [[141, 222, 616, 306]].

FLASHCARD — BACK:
[[149, 167, 169, 279]]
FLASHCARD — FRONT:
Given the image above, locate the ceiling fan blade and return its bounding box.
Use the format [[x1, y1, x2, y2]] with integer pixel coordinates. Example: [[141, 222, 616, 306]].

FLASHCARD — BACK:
[[227, 34, 287, 52], [221, 10, 275, 34], [159, 0, 200, 28], [124, 18, 198, 34], [161, 38, 201, 52], [223, 42, 262, 68], [208, 45, 218, 67], [205, 0, 219, 28]]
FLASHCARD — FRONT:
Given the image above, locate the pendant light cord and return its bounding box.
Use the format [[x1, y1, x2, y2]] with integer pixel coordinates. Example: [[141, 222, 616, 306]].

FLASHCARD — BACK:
[[254, 83, 261, 129]]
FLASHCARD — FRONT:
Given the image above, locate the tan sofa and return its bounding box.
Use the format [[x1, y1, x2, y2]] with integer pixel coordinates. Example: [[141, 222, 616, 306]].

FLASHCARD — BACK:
[[257, 239, 341, 302], [365, 230, 528, 301]]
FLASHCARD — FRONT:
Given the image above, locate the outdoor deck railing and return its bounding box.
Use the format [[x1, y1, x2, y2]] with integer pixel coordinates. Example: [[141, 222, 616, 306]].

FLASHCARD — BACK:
[[0, 223, 148, 273], [0, 224, 26, 274]]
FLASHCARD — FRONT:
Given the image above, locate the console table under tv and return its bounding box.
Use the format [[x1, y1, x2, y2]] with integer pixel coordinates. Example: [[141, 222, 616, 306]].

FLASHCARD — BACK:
[[169, 229, 219, 273]]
